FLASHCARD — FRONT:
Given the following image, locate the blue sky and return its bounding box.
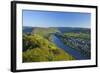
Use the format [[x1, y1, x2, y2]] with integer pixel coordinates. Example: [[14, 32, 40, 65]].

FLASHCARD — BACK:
[[23, 10, 91, 28]]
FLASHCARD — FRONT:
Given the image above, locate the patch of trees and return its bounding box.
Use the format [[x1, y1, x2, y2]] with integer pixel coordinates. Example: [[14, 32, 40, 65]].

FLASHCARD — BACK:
[[22, 34, 75, 62]]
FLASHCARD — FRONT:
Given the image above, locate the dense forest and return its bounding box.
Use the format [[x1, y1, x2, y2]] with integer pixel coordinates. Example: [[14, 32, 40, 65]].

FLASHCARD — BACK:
[[22, 27, 91, 62]]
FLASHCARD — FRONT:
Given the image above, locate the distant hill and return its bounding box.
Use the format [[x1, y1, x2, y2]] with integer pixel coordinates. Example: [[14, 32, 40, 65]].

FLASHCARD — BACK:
[[23, 26, 33, 34], [57, 27, 90, 33], [23, 26, 91, 35]]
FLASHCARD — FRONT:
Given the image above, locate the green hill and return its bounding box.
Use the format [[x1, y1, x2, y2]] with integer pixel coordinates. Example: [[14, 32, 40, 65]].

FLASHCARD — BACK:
[[23, 34, 75, 62]]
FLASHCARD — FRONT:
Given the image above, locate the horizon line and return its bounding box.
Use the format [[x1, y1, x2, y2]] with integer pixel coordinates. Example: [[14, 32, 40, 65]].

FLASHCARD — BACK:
[[23, 26, 90, 29]]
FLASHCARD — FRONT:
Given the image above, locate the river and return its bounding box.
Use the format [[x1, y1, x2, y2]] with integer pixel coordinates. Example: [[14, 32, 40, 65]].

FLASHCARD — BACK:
[[51, 35, 89, 60]]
